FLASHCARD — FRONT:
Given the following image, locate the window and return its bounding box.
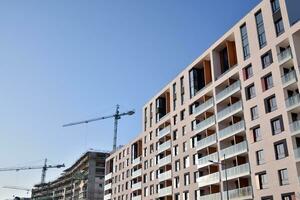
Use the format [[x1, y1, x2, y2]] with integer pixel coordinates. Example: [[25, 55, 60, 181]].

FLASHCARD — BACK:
[[173, 83, 177, 111], [274, 140, 288, 159], [173, 130, 178, 141], [180, 109, 186, 120], [184, 156, 190, 168], [262, 73, 273, 91], [240, 23, 250, 60], [256, 150, 265, 165], [253, 126, 262, 142], [173, 115, 178, 125], [271, 0, 280, 13], [261, 196, 273, 200], [174, 193, 180, 200], [174, 176, 180, 188], [265, 95, 277, 113], [183, 191, 189, 200], [243, 64, 253, 80], [281, 193, 294, 200], [255, 11, 267, 48], [184, 173, 190, 186], [246, 84, 256, 100], [183, 141, 187, 152], [175, 160, 180, 172], [257, 172, 268, 189], [144, 107, 147, 131], [261, 50, 273, 68], [182, 126, 186, 136], [180, 76, 185, 105], [251, 106, 259, 120], [271, 116, 284, 135], [173, 145, 179, 156], [275, 18, 285, 36], [278, 168, 289, 185]]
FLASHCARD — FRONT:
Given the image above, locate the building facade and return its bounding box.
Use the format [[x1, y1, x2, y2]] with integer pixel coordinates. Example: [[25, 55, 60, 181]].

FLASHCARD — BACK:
[[104, 0, 300, 199], [32, 151, 109, 200]]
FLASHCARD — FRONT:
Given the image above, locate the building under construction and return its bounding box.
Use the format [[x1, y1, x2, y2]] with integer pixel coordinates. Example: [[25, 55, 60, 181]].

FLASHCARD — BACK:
[[31, 150, 109, 200]]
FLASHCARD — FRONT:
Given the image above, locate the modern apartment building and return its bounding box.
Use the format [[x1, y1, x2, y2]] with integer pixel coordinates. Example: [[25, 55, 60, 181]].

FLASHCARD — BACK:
[[104, 0, 300, 199], [32, 150, 109, 200]]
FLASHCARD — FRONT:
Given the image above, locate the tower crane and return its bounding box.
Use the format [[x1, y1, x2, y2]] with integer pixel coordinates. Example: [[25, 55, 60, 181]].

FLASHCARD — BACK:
[[0, 158, 65, 184], [63, 104, 135, 151]]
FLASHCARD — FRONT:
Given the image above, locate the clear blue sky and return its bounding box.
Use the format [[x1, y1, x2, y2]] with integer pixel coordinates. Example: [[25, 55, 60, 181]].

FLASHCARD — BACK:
[[0, 0, 260, 198]]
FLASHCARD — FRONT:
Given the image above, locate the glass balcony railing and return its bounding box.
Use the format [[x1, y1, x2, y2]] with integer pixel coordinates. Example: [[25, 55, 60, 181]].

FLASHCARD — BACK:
[[131, 169, 142, 178], [294, 147, 300, 160], [158, 186, 172, 197], [220, 141, 248, 160], [197, 152, 218, 168], [282, 70, 297, 87], [222, 163, 250, 180], [193, 98, 214, 115], [105, 172, 112, 180], [197, 133, 217, 151], [158, 155, 172, 167], [222, 186, 253, 200], [218, 120, 245, 140], [198, 193, 221, 200], [132, 196, 142, 200], [132, 157, 141, 166], [216, 81, 241, 103], [158, 170, 172, 181], [217, 101, 242, 122], [158, 140, 171, 153], [285, 94, 300, 109], [289, 120, 300, 135], [197, 172, 220, 187], [131, 182, 142, 191], [104, 183, 112, 191], [159, 125, 171, 138], [194, 115, 216, 133], [278, 48, 293, 65], [104, 193, 112, 200]]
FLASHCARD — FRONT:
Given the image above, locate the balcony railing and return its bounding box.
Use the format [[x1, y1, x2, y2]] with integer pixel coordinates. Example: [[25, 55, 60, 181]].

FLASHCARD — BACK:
[[217, 101, 242, 122], [194, 115, 216, 133], [193, 98, 214, 115], [220, 141, 248, 160], [197, 172, 220, 187], [158, 155, 172, 167], [104, 193, 112, 200], [158, 140, 171, 153], [132, 195, 142, 200], [131, 182, 142, 191], [289, 120, 300, 135], [158, 170, 172, 182], [131, 169, 142, 178], [222, 186, 253, 200], [216, 81, 241, 103], [278, 48, 293, 65], [218, 120, 245, 140], [222, 163, 250, 180], [158, 186, 172, 197], [104, 183, 112, 191], [294, 147, 300, 160], [282, 70, 297, 87], [105, 172, 112, 181], [197, 152, 218, 169], [159, 125, 171, 138], [198, 193, 221, 200], [197, 133, 217, 151], [132, 157, 142, 166], [285, 94, 300, 110]]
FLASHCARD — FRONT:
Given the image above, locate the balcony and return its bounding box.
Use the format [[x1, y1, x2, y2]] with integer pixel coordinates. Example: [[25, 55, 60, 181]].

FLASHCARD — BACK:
[[132, 169, 142, 178], [278, 48, 293, 66], [194, 115, 216, 133], [197, 134, 217, 151], [282, 71, 297, 87], [197, 172, 220, 187], [285, 94, 300, 111], [131, 182, 142, 191], [132, 157, 142, 166], [216, 81, 241, 103], [217, 101, 242, 122], [104, 183, 112, 191], [105, 172, 112, 181], [193, 98, 214, 116], [220, 141, 248, 160], [159, 125, 171, 138], [132, 195, 142, 200], [294, 147, 300, 161], [158, 155, 171, 167], [198, 193, 221, 200], [104, 193, 112, 200], [158, 186, 172, 197], [222, 163, 250, 180], [289, 120, 300, 135], [158, 140, 171, 153], [197, 152, 219, 169], [222, 186, 253, 200], [158, 170, 172, 182], [218, 121, 245, 140]]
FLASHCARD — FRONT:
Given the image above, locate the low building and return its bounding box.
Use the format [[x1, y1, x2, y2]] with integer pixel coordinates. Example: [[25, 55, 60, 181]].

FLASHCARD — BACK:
[[32, 150, 109, 200]]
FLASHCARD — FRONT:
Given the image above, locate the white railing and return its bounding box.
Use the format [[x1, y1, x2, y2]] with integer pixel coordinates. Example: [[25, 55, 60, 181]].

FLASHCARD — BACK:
[[216, 81, 241, 103], [220, 141, 248, 160], [294, 147, 300, 160], [104, 193, 112, 200], [193, 98, 214, 115], [282, 70, 297, 86], [158, 186, 172, 197], [105, 172, 112, 181], [197, 152, 218, 168], [195, 115, 216, 133], [218, 120, 245, 140], [131, 169, 142, 178], [222, 163, 250, 180], [132, 195, 142, 200], [285, 93, 300, 109], [158, 155, 171, 167], [104, 183, 112, 191], [159, 113, 170, 122], [158, 170, 172, 181], [132, 157, 141, 166], [278, 48, 293, 64], [197, 134, 217, 151], [198, 193, 221, 200], [131, 182, 142, 191], [197, 172, 220, 187], [217, 101, 242, 122], [158, 140, 171, 153], [159, 125, 171, 138], [222, 186, 253, 200], [289, 120, 300, 134]]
